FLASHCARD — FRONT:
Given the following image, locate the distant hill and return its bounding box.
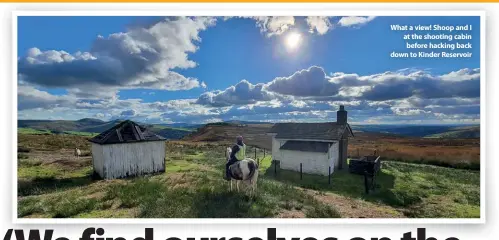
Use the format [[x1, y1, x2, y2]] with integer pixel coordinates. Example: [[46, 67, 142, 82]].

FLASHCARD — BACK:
[[79, 119, 124, 133], [224, 120, 270, 125], [18, 118, 480, 140], [351, 124, 480, 138], [425, 126, 480, 139], [157, 123, 203, 129], [183, 122, 274, 149], [18, 119, 103, 132], [18, 119, 193, 140], [76, 118, 105, 125]]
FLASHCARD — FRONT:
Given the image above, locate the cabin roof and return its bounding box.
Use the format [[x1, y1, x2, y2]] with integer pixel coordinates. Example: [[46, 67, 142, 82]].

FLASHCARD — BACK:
[[89, 120, 165, 145], [280, 140, 332, 153], [267, 122, 354, 141]]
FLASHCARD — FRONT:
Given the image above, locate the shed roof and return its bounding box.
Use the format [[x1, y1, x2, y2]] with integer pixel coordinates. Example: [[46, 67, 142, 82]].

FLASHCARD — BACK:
[[268, 122, 354, 141], [280, 140, 332, 153], [89, 120, 165, 145]]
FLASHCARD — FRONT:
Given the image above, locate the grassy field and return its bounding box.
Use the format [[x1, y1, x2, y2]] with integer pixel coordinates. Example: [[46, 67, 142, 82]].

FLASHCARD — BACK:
[[18, 128, 52, 135], [17, 133, 480, 218]]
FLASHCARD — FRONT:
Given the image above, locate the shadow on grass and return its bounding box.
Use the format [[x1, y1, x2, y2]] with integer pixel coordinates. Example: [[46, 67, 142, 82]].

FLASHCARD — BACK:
[[134, 180, 275, 218], [18, 174, 96, 197], [262, 162, 404, 207], [191, 188, 268, 218], [109, 174, 339, 218]]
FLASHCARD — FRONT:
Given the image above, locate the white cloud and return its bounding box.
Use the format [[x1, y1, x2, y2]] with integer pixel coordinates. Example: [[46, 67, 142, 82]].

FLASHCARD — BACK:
[[391, 107, 431, 116], [306, 17, 333, 35], [18, 63, 480, 124], [18, 85, 76, 110], [440, 68, 480, 81], [252, 16, 295, 37], [196, 79, 277, 106], [18, 17, 216, 97], [265, 66, 339, 97], [338, 16, 376, 27], [225, 16, 295, 37]]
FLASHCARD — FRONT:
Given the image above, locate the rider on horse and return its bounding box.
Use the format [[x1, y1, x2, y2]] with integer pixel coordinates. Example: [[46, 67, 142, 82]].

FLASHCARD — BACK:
[[224, 135, 246, 181]]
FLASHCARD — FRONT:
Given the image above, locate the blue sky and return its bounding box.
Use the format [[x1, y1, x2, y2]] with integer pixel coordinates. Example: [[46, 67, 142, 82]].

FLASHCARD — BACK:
[[17, 16, 480, 124]]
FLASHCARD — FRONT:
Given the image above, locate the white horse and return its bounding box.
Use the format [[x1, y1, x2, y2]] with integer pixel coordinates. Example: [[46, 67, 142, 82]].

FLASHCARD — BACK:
[[226, 147, 259, 196], [74, 147, 81, 160]]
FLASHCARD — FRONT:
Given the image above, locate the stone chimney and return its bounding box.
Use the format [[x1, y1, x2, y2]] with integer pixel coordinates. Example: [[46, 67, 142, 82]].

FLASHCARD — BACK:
[[337, 105, 347, 124]]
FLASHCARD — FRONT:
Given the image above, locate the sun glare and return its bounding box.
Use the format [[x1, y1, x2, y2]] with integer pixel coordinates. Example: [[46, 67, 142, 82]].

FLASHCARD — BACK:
[[285, 32, 302, 51]]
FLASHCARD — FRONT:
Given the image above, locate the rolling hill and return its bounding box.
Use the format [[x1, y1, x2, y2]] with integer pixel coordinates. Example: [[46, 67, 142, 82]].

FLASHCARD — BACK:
[[350, 124, 479, 137], [18, 119, 194, 140], [18, 118, 480, 141], [425, 126, 480, 138]]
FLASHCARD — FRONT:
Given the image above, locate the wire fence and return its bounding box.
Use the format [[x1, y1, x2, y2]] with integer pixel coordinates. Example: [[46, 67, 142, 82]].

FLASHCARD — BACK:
[[225, 145, 379, 193]]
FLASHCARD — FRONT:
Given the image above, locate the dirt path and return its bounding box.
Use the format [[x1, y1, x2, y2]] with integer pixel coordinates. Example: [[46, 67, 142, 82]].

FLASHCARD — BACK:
[[299, 188, 405, 218]]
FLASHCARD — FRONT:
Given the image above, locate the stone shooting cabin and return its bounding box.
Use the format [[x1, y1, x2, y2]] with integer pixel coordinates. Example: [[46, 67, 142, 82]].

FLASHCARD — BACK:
[[267, 105, 354, 176], [89, 120, 166, 179]]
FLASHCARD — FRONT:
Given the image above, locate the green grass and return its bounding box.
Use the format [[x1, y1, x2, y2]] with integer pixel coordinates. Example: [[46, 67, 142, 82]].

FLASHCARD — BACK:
[[18, 128, 98, 137], [101, 175, 338, 218], [19, 190, 99, 218], [18, 164, 60, 181], [18, 142, 338, 218], [18, 158, 95, 196], [17, 140, 480, 219], [264, 161, 480, 218], [18, 128, 52, 135]]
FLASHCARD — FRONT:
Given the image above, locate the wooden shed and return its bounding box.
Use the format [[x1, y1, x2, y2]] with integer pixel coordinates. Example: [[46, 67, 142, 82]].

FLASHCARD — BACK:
[[88, 120, 166, 179]]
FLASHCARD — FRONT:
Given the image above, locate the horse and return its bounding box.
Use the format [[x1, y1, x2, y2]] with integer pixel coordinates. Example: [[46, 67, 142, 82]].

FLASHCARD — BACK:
[[74, 148, 81, 160], [225, 147, 259, 196]]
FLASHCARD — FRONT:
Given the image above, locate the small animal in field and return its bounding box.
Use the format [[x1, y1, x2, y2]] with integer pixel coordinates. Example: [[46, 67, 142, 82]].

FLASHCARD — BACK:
[[225, 147, 259, 197], [74, 148, 81, 160]]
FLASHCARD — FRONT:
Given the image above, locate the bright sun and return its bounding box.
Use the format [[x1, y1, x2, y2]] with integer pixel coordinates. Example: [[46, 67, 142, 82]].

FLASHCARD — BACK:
[[285, 32, 302, 51]]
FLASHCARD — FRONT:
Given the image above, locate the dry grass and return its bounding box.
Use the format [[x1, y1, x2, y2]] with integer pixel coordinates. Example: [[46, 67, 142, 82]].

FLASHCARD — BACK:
[[18, 134, 92, 152], [348, 132, 480, 170]]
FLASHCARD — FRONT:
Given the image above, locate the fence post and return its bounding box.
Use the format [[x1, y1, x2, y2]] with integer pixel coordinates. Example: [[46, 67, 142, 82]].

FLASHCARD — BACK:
[[274, 160, 277, 176], [255, 148, 257, 159], [300, 163, 303, 180], [328, 166, 331, 185], [264, 149, 266, 158], [364, 171, 369, 194]]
